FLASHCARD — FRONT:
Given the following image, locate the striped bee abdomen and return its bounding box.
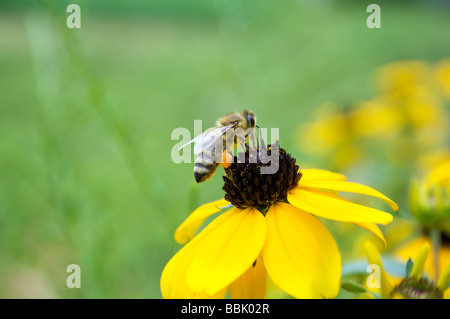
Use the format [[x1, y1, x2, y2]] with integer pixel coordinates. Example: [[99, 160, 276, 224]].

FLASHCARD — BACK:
[[194, 149, 220, 183]]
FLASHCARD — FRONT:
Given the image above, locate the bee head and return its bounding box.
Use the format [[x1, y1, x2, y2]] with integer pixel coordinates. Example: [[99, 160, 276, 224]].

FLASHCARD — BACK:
[[243, 110, 256, 129]]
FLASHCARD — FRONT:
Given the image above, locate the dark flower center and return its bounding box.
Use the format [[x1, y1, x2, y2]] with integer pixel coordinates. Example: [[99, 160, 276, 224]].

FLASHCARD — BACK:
[[392, 277, 443, 299], [222, 141, 302, 212]]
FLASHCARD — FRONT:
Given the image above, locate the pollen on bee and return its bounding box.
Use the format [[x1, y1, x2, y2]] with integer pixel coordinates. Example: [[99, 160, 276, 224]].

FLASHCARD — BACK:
[[222, 151, 233, 169]]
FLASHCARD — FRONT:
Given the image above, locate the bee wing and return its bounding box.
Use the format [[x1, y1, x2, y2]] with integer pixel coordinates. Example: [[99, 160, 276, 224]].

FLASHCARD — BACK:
[[177, 127, 217, 151], [193, 123, 236, 154]]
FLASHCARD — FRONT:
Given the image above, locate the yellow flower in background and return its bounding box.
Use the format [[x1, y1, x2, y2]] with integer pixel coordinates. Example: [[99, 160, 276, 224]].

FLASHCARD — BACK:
[[395, 236, 450, 298], [373, 60, 429, 98], [409, 157, 450, 233], [364, 241, 450, 299], [298, 106, 350, 153], [372, 60, 448, 149], [296, 104, 366, 169], [423, 158, 450, 188], [433, 59, 450, 98], [349, 98, 404, 138], [415, 151, 450, 179], [161, 143, 397, 299], [385, 155, 450, 299], [296, 58, 449, 171], [401, 88, 444, 129]]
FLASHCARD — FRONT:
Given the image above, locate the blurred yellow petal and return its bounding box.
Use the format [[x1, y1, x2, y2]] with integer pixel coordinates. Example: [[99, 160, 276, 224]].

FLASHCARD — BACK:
[[357, 222, 387, 247], [174, 198, 230, 244], [394, 236, 450, 280], [186, 207, 267, 296], [363, 241, 393, 299], [229, 256, 267, 299], [261, 202, 341, 298], [410, 242, 430, 279], [437, 264, 450, 293], [424, 159, 450, 187], [350, 100, 403, 138], [299, 113, 348, 153], [445, 289, 450, 299], [300, 169, 346, 182], [374, 60, 428, 96], [288, 188, 393, 225], [298, 180, 398, 211]]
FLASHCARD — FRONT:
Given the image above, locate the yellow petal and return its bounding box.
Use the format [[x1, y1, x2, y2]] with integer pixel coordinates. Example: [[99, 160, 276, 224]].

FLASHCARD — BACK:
[[357, 222, 387, 247], [162, 207, 264, 298], [445, 288, 450, 299], [161, 235, 227, 298], [261, 202, 341, 298], [394, 236, 450, 280], [363, 241, 393, 299], [288, 188, 393, 225], [300, 169, 346, 182], [186, 207, 267, 296], [424, 159, 450, 187], [174, 198, 230, 244], [298, 180, 398, 211], [438, 264, 450, 293], [410, 242, 430, 279], [229, 256, 267, 299]]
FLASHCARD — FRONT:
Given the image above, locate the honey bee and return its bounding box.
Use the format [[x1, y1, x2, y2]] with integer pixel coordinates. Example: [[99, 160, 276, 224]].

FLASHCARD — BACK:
[[179, 110, 257, 183]]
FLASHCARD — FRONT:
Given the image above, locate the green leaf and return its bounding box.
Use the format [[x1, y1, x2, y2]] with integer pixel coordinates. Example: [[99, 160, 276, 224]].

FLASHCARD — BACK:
[[406, 258, 414, 278], [341, 282, 368, 294]]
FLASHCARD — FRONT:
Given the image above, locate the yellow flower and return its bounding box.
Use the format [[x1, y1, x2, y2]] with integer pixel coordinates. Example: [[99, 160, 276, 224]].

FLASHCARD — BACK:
[[423, 158, 450, 188], [161, 144, 398, 299], [395, 236, 450, 298], [296, 105, 362, 169], [349, 99, 404, 139], [409, 158, 450, 232], [364, 241, 450, 299], [433, 58, 450, 98], [373, 60, 429, 97], [297, 59, 449, 172], [298, 111, 350, 153]]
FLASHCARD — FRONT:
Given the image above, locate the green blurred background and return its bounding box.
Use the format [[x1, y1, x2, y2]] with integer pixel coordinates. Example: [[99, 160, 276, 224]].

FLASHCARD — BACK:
[[0, 0, 449, 298]]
